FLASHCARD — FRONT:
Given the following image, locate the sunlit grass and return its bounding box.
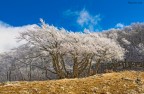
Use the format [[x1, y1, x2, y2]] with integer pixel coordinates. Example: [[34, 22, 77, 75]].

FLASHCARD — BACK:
[[0, 71, 144, 94]]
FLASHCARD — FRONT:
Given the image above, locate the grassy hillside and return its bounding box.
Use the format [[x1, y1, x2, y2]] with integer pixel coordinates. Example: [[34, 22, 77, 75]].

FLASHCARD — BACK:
[[0, 71, 144, 94]]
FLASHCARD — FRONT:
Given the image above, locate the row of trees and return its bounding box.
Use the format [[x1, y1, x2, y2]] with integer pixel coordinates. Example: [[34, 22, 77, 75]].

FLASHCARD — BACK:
[[103, 23, 144, 68], [0, 20, 144, 82]]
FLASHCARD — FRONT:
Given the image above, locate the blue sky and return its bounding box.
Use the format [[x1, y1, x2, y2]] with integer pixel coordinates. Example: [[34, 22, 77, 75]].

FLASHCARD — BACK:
[[0, 0, 144, 52], [0, 0, 144, 31]]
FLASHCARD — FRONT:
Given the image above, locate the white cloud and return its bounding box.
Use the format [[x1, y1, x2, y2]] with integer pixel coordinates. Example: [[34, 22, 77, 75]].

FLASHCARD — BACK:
[[0, 21, 37, 53], [64, 9, 102, 31], [115, 23, 124, 28], [63, 9, 78, 16], [0, 21, 11, 28], [77, 9, 101, 31]]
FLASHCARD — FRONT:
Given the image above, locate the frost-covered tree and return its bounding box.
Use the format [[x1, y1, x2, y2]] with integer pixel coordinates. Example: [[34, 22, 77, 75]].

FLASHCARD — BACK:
[[15, 19, 125, 78], [0, 19, 126, 81], [103, 23, 144, 69]]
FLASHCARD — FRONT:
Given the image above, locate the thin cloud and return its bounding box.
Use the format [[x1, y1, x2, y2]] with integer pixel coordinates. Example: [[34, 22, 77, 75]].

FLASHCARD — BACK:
[[115, 23, 124, 28], [64, 9, 102, 31], [0, 21, 37, 53], [63, 9, 78, 16]]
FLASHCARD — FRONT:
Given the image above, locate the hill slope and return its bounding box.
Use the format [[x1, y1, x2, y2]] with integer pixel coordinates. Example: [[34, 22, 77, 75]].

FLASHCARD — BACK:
[[0, 71, 144, 94]]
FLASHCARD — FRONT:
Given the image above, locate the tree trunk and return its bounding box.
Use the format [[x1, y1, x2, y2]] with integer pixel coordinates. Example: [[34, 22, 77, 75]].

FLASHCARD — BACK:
[[73, 57, 79, 78], [28, 61, 32, 81], [93, 59, 101, 74]]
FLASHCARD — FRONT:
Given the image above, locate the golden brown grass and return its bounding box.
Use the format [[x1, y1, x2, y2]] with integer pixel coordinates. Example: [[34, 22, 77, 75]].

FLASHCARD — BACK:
[[0, 71, 144, 94]]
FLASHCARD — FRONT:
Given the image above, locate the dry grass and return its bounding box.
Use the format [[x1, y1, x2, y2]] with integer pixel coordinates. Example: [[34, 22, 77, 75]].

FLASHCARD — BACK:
[[0, 71, 144, 94]]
